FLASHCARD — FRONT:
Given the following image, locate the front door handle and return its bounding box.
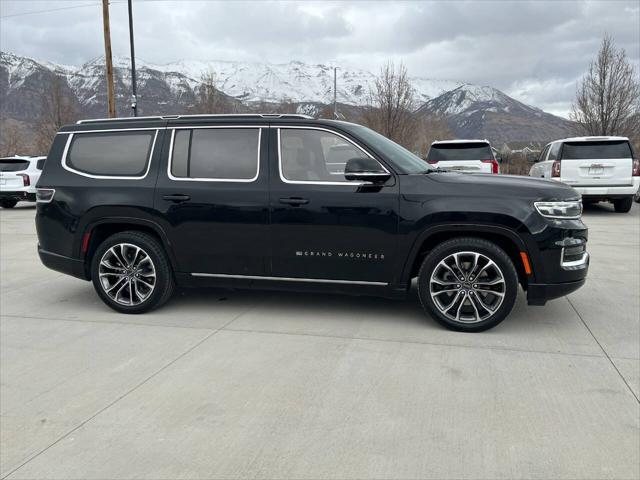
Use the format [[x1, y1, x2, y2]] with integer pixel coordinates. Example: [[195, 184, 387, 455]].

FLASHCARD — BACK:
[[279, 197, 309, 206], [162, 194, 191, 203]]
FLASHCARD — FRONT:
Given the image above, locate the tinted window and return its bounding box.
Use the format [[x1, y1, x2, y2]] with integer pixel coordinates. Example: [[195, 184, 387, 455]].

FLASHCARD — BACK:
[[0, 159, 29, 172], [561, 141, 632, 160], [427, 143, 493, 161], [36, 158, 46, 170], [66, 131, 155, 176], [548, 142, 561, 161], [280, 128, 379, 182], [538, 145, 550, 162], [171, 128, 259, 180]]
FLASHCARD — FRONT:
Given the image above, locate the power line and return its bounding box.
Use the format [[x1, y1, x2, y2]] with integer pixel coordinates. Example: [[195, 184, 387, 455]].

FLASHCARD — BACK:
[[0, 2, 102, 20]]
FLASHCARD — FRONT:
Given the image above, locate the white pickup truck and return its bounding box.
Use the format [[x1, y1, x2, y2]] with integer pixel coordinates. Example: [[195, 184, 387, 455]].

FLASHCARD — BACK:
[[529, 136, 639, 213]]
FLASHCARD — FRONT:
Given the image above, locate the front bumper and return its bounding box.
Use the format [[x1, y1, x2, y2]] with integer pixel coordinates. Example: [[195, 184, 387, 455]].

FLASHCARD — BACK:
[[527, 278, 587, 306], [0, 191, 36, 202]]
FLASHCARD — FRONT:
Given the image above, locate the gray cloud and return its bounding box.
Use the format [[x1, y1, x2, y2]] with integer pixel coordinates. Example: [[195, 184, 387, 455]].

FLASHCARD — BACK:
[[1, 0, 638, 117]]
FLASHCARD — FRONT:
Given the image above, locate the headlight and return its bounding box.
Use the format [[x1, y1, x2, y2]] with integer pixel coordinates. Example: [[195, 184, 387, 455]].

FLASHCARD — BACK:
[[534, 200, 582, 219]]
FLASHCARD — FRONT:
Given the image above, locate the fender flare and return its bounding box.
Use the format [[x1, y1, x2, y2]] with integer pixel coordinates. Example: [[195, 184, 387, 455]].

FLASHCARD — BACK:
[[399, 223, 534, 285]]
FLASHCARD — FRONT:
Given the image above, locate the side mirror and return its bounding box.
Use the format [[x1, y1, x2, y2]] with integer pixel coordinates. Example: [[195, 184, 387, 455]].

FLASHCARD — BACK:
[[344, 157, 391, 183]]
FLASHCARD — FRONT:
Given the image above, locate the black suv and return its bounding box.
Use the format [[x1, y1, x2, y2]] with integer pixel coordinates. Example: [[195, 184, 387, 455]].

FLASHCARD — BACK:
[[35, 114, 589, 331]]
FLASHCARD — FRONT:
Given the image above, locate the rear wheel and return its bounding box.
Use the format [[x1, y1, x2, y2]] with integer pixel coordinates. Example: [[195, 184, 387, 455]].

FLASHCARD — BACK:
[[0, 199, 18, 208], [418, 237, 518, 332], [613, 197, 633, 213], [91, 231, 174, 314], [634, 189, 640, 203]]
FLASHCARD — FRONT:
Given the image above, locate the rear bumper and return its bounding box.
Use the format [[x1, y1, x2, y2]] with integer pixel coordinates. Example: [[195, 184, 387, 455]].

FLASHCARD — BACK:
[[38, 246, 88, 281], [0, 191, 36, 202], [573, 178, 640, 198], [527, 279, 586, 306]]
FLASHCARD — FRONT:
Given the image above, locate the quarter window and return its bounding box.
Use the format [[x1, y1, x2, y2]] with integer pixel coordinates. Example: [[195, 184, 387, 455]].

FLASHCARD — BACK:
[[548, 142, 561, 161], [280, 128, 377, 183], [66, 131, 155, 177], [171, 128, 260, 181]]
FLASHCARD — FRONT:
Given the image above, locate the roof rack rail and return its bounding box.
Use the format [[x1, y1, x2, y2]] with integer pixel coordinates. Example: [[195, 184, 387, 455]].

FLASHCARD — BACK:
[[76, 113, 315, 124]]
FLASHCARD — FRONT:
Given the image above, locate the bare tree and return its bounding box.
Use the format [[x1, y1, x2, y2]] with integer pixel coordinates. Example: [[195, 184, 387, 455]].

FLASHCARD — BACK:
[[35, 75, 79, 153], [362, 62, 417, 148], [189, 71, 235, 114], [570, 34, 640, 137], [0, 123, 27, 157]]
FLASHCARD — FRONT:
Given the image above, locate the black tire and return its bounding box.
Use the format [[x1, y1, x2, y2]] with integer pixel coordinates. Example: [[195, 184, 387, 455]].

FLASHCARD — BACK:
[[417, 237, 518, 332], [613, 197, 633, 213], [91, 231, 174, 314], [0, 199, 18, 208]]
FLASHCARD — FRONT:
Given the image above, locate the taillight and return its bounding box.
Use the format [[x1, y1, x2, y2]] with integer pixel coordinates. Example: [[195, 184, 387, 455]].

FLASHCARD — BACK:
[[481, 159, 499, 174], [427, 160, 438, 165], [633, 158, 640, 176], [551, 161, 561, 178], [17, 173, 30, 186]]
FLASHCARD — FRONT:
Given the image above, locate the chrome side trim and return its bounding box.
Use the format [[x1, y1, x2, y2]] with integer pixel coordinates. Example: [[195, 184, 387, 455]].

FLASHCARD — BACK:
[[191, 272, 388, 286], [276, 126, 390, 186], [57, 127, 160, 135], [60, 130, 158, 180], [167, 127, 262, 183]]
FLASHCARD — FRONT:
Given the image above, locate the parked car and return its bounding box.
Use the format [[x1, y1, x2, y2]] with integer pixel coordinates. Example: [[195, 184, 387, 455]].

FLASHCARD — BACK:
[[530, 136, 639, 213], [35, 114, 588, 332], [426, 139, 500, 174], [0, 155, 46, 208]]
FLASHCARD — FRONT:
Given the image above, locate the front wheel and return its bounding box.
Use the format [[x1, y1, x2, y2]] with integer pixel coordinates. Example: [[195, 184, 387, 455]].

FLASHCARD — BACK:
[[418, 237, 519, 332], [613, 197, 633, 213], [91, 231, 175, 314]]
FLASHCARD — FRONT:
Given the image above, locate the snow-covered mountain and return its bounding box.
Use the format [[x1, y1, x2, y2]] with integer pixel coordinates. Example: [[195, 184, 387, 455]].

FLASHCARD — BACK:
[[416, 84, 574, 144], [1, 51, 573, 144], [1, 51, 462, 111]]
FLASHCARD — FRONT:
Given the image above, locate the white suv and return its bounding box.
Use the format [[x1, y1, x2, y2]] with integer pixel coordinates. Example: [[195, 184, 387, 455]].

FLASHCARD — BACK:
[[530, 136, 639, 213], [426, 139, 500, 174], [0, 156, 46, 208]]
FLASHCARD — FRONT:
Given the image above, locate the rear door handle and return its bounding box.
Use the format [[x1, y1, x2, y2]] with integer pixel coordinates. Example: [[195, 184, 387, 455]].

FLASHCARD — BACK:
[[279, 197, 309, 206], [162, 194, 191, 203]]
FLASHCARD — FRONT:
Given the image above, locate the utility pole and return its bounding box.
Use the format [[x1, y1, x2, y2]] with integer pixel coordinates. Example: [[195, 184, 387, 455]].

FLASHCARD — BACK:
[[101, 0, 116, 117], [127, 0, 138, 116], [333, 67, 338, 119]]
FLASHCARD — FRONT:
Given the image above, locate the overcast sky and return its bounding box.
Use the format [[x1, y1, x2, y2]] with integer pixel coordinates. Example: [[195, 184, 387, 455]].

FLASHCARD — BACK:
[[1, 0, 638, 117]]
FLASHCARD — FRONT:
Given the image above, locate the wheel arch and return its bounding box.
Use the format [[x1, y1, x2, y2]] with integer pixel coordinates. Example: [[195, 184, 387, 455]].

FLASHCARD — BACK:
[[80, 217, 177, 278], [400, 224, 535, 288]]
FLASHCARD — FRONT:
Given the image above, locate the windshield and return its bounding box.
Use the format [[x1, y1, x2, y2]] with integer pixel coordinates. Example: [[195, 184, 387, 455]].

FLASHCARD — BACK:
[[0, 159, 30, 172], [427, 143, 493, 161], [561, 141, 632, 160], [341, 124, 431, 174]]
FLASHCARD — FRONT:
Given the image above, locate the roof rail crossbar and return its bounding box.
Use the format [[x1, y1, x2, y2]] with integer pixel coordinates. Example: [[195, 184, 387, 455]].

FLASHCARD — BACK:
[[76, 113, 314, 124]]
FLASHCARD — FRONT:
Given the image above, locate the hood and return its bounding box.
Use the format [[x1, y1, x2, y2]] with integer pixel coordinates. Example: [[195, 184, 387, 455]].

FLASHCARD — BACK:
[[418, 172, 580, 201]]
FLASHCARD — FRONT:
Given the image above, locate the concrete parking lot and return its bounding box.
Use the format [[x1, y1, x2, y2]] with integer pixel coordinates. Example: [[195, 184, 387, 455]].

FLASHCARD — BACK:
[[1, 202, 638, 479]]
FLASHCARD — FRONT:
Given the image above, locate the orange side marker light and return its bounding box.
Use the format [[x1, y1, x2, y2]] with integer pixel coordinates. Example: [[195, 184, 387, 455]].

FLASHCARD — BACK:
[[520, 252, 532, 275]]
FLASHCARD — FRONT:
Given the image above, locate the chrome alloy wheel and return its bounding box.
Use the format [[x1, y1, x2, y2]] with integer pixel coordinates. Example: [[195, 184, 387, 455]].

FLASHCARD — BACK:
[[429, 251, 506, 324], [98, 243, 156, 306]]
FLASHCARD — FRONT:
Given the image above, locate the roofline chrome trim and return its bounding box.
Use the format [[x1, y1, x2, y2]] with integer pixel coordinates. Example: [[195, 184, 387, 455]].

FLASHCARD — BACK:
[[77, 113, 314, 124], [167, 126, 262, 183], [56, 127, 160, 135], [191, 272, 388, 286], [60, 129, 159, 180], [276, 126, 389, 186]]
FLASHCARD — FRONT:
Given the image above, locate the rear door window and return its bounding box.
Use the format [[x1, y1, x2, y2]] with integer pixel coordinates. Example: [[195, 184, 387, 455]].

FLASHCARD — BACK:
[[65, 130, 156, 177], [427, 143, 493, 161], [170, 128, 260, 181], [0, 159, 30, 172], [561, 141, 632, 160], [36, 158, 46, 170]]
